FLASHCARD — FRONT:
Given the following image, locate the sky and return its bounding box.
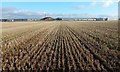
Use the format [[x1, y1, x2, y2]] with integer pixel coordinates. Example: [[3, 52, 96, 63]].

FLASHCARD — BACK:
[[1, 1, 119, 20]]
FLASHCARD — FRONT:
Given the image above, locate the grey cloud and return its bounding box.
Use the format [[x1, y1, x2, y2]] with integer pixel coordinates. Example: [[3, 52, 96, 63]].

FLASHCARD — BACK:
[[1, 7, 46, 19]]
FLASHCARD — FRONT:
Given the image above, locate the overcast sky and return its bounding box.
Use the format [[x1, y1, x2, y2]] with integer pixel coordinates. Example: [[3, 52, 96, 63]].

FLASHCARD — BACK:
[[1, 0, 119, 20]]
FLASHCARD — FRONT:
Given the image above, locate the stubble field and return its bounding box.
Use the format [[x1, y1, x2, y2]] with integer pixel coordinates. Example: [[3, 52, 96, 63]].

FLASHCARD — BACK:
[[1, 21, 120, 71]]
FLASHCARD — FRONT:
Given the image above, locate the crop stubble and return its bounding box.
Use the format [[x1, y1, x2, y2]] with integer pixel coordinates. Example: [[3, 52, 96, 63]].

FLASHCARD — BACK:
[[1, 21, 120, 71]]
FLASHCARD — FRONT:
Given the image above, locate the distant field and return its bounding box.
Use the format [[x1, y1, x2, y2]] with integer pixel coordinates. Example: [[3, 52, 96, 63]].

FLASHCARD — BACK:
[[1, 21, 120, 71]]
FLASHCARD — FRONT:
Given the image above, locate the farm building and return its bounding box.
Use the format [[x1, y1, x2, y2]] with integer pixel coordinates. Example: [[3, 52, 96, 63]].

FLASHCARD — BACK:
[[41, 17, 55, 21], [0, 19, 14, 22], [96, 18, 108, 21], [80, 18, 88, 21], [73, 18, 108, 21], [96, 18, 104, 21], [0, 19, 7, 22], [0, 19, 28, 22], [87, 18, 96, 21], [28, 19, 41, 21], [55, 18, 62, 20], [13, 19, 28, 22]]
